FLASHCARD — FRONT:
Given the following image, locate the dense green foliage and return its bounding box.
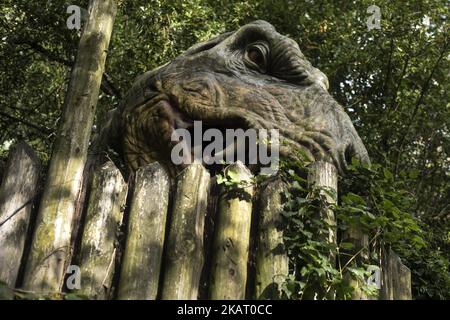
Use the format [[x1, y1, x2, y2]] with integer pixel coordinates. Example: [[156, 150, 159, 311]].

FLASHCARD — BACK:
[[280, 156, 450, 299], [0, 0, 448, 299]]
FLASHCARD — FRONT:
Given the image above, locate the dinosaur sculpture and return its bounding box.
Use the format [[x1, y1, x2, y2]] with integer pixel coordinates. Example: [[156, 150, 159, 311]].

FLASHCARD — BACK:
[[96, 20, 369, 176]]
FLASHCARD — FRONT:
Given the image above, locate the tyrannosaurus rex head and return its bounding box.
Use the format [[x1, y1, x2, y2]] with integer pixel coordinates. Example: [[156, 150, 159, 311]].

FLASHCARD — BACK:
[[99, 20, 369, 176]]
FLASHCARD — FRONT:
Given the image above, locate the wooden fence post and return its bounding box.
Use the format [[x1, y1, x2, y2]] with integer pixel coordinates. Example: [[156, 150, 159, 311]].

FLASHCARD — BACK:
[[396, 259, 412, 300], [76, 161, 127, 299], [307, 161, 338, 251], [380, 248, 412, 300], [209, 162, 254, 300], [341, 226, 370, 299], [0, 142, 40, 287], [161, 163, 210, 300], [117, 163, 170, 300], [255, 177, 288, 299], [306, 161, 337, 299], [22, 0, 117, 292]]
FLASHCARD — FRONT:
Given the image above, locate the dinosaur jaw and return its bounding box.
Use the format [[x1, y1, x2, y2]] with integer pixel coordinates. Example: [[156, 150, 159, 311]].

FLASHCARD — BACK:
[[162, 100, 271, 175]]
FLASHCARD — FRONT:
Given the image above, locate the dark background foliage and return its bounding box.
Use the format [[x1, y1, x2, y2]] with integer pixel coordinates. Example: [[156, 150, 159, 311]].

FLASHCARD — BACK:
[[0, 0, 448, 299]]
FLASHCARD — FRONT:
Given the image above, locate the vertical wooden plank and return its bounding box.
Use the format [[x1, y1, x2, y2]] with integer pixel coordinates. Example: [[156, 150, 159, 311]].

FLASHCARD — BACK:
[[307, 161, 338, 246], [380, 248, 412, 300], [22, 0, 117, 292], [76, 161, 127, 299], [209, 162, 254, 300], [0, 142, 40, 287], [255, 177, 288, 299], [117, 162, 170, 300], [380, 247, 393, 300], [390, 249, 412, 300], [395, 261, 412, 300], [306, 161, 337, 299], [161, 163, 210, 300], [341, 227, 370, 300], [198, 176, 221, 299]]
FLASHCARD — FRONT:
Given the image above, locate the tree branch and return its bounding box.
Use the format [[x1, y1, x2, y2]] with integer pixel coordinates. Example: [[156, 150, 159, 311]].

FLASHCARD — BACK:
[[0, 110, 52, 136], [394, 42, 449, 173], [14, 39, 122, 98]]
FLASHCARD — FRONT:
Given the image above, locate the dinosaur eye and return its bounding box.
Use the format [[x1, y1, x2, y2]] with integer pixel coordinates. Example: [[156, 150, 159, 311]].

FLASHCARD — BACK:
[[244, 42, 268, 73], [248, 48, 264, 65]]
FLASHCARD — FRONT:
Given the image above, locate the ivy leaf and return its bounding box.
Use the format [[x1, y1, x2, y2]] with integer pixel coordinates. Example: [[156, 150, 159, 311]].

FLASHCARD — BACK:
[[383, 168, 393, 180], [216, 174, 224, 184], [64, 293, 88, 300], [408, 169, 419, 179], [340, 242, 355, 250]]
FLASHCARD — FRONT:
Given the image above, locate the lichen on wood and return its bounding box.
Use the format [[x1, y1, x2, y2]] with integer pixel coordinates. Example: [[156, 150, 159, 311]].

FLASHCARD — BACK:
[[380, 248, 412, 300], [76, 161, 127, 299], [209, 161, 254, 300], [161, 163, 210, 300], [307, 161, 338, 247], [305, 161, 337, 299], [21, 0, 117, 292], [0, 142, 40, 287], [117, 162, 170, 300], [255, 177, 288, 299]]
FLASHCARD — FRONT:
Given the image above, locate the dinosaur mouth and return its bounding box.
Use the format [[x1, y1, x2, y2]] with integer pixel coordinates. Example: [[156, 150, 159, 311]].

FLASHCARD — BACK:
[[163, 99, 274, 174]]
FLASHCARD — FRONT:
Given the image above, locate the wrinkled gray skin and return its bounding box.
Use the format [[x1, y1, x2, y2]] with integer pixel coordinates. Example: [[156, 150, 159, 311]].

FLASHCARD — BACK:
[[97, 20, 369, 176]]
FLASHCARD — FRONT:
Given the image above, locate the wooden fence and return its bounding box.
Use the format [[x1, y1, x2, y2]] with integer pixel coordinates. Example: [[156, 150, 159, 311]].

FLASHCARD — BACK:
[[0, 142, 411, 300]]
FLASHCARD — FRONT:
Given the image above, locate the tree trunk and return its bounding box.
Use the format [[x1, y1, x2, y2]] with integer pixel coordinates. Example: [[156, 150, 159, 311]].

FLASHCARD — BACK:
[[209, 162, 254, 300], [76, 161, 127, 299], [117, 163, 170, 300], [255, 177, 288, 299], [22, 0, 117, 292], [0, 142, 40, 287], [161, 163, 210, 300]]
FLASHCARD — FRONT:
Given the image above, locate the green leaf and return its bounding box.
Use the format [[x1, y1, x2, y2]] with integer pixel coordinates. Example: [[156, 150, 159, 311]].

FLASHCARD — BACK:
[[383, 168, 393, 180], [216, 174, 224, 184], [64, 293, 89, 300], [340, 242, 355, 250], [408, 169, 419, 179]]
